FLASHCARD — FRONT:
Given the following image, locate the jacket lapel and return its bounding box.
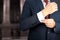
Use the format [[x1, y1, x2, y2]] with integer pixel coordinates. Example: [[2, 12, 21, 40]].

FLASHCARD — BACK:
[[34, 0, 44, 13]]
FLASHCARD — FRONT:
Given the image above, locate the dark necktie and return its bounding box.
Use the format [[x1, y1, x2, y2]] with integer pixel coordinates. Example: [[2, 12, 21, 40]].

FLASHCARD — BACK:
[[44, 0, 48, 5]]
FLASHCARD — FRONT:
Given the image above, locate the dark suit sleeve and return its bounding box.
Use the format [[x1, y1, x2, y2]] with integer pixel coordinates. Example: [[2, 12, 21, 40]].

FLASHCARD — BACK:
[[50, 11, 60, 33], [20, 0, 41, 31]]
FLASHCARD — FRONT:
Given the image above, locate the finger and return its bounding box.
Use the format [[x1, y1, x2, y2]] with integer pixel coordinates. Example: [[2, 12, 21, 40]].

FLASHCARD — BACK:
[[42, 19, 48, 23]]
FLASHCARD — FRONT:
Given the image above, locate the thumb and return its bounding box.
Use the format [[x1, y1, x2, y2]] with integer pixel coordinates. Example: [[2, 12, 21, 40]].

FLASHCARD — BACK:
[[42, 19, 48, 23], [42, 20, 46, 23]]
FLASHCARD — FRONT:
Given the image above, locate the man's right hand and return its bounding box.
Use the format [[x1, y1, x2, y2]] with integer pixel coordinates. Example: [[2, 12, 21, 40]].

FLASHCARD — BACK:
[[41, 2, 58, 17]]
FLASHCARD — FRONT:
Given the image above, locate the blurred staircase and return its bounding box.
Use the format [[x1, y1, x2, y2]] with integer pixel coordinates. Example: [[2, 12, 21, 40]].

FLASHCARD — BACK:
[[0, 0, 28, 40]]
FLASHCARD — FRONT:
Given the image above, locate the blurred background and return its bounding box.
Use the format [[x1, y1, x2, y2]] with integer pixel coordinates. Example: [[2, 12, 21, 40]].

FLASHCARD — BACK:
[[0, 0, 28, 40]]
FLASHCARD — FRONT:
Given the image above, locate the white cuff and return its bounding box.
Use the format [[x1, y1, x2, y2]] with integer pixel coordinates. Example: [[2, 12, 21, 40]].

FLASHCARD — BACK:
[[37, 11, 45, 23]]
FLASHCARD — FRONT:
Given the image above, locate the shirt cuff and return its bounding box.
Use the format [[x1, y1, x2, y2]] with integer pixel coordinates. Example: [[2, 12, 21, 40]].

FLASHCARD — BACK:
[[37, 11, 45, 23]]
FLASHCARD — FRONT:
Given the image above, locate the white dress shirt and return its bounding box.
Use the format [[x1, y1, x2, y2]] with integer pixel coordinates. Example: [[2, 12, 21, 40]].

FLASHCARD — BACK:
[[37, 0, 50, 22]]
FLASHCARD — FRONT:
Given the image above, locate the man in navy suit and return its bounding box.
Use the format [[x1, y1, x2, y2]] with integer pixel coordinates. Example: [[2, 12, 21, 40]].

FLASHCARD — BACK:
[[20, 0, 60, 40]]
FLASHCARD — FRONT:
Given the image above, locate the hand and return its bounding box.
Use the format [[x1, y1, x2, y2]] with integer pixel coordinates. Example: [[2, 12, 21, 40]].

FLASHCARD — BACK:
[[41, 2, 58, 17], [42, 19, 56, 28]]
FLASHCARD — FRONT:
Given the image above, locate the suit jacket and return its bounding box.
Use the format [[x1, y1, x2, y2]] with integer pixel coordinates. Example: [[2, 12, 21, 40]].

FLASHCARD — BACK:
[[20, 0, 60, 40]]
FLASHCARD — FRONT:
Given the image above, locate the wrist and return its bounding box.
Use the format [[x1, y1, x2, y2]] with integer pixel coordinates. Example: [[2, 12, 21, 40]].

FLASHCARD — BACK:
[[41, 9, 49, 17]]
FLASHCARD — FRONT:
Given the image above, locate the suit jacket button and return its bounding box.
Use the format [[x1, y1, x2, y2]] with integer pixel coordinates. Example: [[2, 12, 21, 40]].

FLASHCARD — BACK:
[[48, 31, 50, 34]]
